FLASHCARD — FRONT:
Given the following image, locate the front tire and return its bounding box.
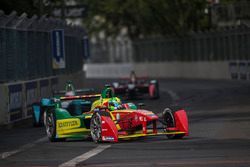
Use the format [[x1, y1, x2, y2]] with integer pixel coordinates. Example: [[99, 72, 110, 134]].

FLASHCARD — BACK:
[[162, 107, 184, 139], [90, 112, 102, 143], [44, 111, 65, 142]]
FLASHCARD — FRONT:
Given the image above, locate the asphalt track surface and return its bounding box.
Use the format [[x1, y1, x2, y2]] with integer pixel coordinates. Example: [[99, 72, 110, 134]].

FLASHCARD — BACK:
[[1, 78, 250, 167]]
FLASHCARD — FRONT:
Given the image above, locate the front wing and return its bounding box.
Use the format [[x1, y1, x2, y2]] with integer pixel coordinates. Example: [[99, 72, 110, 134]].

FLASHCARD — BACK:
[[118, 130, 186, 139]]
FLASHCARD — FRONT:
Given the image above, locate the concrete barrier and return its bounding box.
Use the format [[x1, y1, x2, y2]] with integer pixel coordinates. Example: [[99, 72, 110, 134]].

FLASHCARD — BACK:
[[84, 63, 133, 78], [83, 61, 231, 79], [0, 71, 85, 126]]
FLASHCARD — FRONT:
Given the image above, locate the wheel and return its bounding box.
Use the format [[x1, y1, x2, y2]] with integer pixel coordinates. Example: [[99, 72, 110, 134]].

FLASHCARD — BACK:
[[162, 108, 175, 127], [153, 83, 159, 99], [162, 108, 184, 139], [44, 110, 65, 142], [90, 112, 102, 143], [149, 81, 159, 99]]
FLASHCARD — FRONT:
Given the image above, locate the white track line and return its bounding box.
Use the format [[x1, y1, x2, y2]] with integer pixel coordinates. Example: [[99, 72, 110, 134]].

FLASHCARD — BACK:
[[0, 136, 47, 159], [59, 145, 111, 167], [161, 89, 179, 102]]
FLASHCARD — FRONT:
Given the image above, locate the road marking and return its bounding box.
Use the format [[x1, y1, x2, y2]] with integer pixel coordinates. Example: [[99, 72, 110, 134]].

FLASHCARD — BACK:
[[0, 136, 47, 159], [59, 145, 111, 167], [69, 159, 250, 167], [161, 88, 179, 102]]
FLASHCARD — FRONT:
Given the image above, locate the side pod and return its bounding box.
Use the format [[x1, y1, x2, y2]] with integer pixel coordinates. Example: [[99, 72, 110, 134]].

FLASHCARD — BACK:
[[174, 110, 189, 136], [101, 116, 118, 142]]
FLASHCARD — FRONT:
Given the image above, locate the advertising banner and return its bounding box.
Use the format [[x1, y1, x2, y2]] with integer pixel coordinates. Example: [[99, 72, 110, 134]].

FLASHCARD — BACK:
[[239, 62, 247, 80], [229, 62, 238, 80], [8, 84, 23, 122], [83, 35, 90, 59], [51, 29, 65, 69], [25, 82, 38, 116]]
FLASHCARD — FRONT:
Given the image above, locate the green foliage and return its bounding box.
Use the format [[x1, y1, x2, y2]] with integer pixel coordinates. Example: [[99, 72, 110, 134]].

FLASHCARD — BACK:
[[219, 0, 238, 3], [0, 0, 61, 17], [80, 0, 208, 39], [0, 0, 37, 16], [0, 0, 209, 38]]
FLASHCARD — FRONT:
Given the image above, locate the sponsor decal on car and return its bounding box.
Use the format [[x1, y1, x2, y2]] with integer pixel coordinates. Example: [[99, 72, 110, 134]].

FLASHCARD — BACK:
[[102, 136, 115, 141], [135, 114, 138, 121], [139, 116, 143, 121], [57, 119, 80, 129]]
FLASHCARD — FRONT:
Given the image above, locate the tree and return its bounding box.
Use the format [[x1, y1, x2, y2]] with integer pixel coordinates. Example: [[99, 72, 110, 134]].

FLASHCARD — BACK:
[[0, 0, 61, 17], [0, 0, 38, 16], [79, 0, 208, 39]]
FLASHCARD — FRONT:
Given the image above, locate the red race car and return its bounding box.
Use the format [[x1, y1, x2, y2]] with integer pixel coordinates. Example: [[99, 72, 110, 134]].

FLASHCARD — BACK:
[[112, 71, 160, 99], [90, 87, 188, 142], [91, 105, 189, 142]]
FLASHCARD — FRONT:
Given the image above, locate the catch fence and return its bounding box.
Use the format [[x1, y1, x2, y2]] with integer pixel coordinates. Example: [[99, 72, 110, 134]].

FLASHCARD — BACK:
[[133, 26, 250, 62], [0, 11, 87, 83], [89, 26, 250, 63]]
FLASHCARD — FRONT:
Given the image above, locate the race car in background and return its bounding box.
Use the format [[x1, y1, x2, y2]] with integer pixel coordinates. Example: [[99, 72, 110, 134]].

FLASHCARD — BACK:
[[112, 71, 160, 99], [42, 86, 188, 143], [32, 81, 94, 127]]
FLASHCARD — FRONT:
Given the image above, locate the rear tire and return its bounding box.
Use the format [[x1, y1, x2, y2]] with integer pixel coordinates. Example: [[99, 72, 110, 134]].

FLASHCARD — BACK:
[[149, 81, 159, 99]]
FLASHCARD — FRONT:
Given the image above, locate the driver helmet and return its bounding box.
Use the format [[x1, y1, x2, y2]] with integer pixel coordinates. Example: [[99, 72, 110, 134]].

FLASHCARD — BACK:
[[130, 70, 137, 83], [108, 99, 122, 111], [65, 80, 76, 96]]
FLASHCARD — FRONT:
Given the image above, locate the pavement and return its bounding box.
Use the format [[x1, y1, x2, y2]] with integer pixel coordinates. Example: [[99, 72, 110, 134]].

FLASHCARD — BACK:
[[0, 78, 250, 167]]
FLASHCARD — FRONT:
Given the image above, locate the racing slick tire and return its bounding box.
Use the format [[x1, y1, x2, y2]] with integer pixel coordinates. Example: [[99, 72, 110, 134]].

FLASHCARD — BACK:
[[149, 81, 160, 99], [44, 110, 65, 142], [90, 112, 102, 143], [162, 107, 184, 139]]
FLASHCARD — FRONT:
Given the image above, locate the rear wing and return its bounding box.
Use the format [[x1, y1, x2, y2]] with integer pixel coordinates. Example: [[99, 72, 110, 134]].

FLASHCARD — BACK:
[[60, 94, 101, 101], [53, 88, 95, 96]]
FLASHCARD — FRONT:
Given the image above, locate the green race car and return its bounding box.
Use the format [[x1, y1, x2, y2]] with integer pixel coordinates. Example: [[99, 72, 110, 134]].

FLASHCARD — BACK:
[[32, 81, 94, 127]]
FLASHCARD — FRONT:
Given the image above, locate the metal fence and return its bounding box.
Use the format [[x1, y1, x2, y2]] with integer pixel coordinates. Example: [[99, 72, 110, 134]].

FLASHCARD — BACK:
[[0, 11, 87, 83], [89, 37, 133, 63], [211, 1, 250, 26], [89, 26, 250, 63], [133, 26, 250, 62]]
